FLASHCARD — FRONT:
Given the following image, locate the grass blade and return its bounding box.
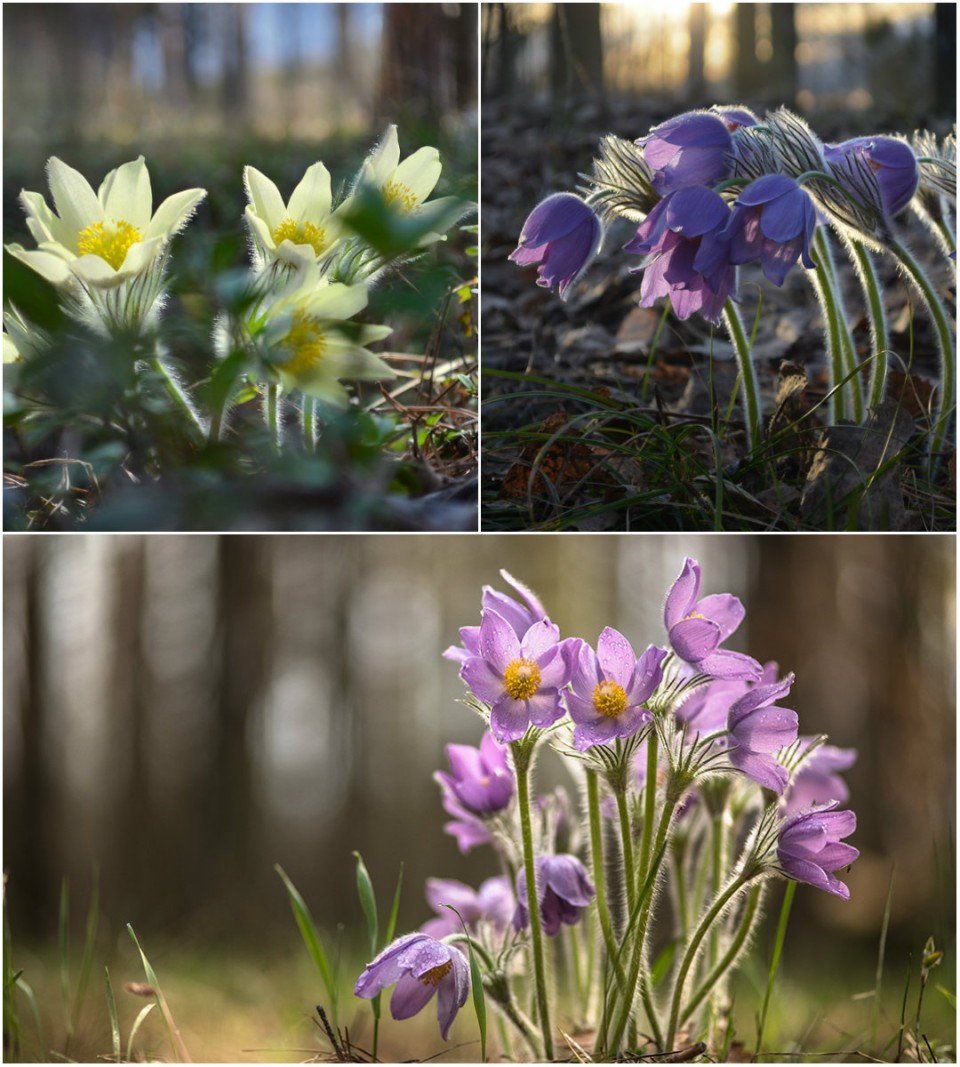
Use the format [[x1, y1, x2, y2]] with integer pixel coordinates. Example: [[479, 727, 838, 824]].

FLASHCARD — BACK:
[[353, 852, 381, 1060], [126, 1002, 155, 1063], [756, 879, 795, 1056], [104, 967, 120, 1064], [58, 878, 71, 1041], [274, 864, 338, 1029], [385, 862, 404, 947], [72, 869, 99, 1035], [126, 924, 191, 1063]]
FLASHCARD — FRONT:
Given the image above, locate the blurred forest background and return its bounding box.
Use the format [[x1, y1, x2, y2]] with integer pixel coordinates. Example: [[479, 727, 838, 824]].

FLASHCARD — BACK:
[[4, 536, 954, 969]]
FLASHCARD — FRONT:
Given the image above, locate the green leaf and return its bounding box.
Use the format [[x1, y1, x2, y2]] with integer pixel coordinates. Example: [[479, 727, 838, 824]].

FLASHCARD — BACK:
[[650, 940, 677, 987], [274, 865, 338, 1027], [385, 863, 404, 947], [352, 851, 379, 954], [104, 967, 120, 1064], [127, 1002, 155, 1063], [936, 983, 956, 1009]]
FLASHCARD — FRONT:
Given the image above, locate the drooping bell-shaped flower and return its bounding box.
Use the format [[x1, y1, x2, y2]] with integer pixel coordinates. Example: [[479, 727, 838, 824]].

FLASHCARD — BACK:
[[637, 111, 734, 194], [420, 875, 515, 939], [434, 731, 514, 853], [726, 674, 799, 793], [509, 192, 603, 300], [513, 854, 596, 936], [723, 175, 817, 286], [824, 135, 920, 220], [781, 740, 857, 817], [776, 800, 859, 899]]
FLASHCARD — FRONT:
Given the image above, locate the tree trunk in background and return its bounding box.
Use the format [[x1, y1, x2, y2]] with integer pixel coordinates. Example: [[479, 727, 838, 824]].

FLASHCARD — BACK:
[[550, 3, 604, 105], [934, 2, 956, 118], [687, 4, 707, 100], [769, 3, 798, 107], [220, 5, 249, 129], [379, 4, 447, 124], [489, 3, 518, 100], [733, 3, 761, 101], [453, 2, 478, 110]]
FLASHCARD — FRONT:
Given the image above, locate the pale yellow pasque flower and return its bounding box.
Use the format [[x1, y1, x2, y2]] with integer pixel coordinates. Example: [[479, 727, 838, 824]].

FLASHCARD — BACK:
[[257, 261, 394, 406], [337, 125, 461, 242], [6, 156, 205, 291], [244, 162, 346, 270]]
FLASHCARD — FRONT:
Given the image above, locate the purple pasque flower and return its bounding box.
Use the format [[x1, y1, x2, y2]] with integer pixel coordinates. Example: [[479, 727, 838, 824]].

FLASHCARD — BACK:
[[513, 854, 595, 936], [711, 105, 759, 131], [726, 674, 799, 793], [723, 175, 817, 286], [565, 628, 667, 751], [637, 110, 734, 194], [461, 613, 578, 744], [782, 740, 857, 817], [663, 557, 762, 681], [509, 192, 603, 300], [420, 875, 515, 939], [354, 932, 470, 1040], [624, 186, 735, 326], [434, 731, 514, 853], [824, 135, 919, 219], [444, 570, 547, 665], [777, 800, 859, 900], [676, 676, 750, 735]]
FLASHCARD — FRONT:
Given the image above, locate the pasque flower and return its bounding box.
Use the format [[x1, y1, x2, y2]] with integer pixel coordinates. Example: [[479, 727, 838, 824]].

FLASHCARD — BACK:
[[777, 800, 859, 899], [637, 110, 734, 194], [824, 135, 920, 219], [663, 557, 762, 680], [460, 614, 577, 743], [782, 740, 857, 817], [509, 193, 603, 300], [354, 932, 470, 1040], [624, 186, 735, 326], [565, 628, 667, 751], [7, 155, 205, 291], [420, 875, 515, 939], [726, 675, 799, 793], [444, 570, 547, 666], [434, 731, 514, 852], [723, 175, 817, 285], [513, 854, 595, 936], [244, 161, 344, 269]]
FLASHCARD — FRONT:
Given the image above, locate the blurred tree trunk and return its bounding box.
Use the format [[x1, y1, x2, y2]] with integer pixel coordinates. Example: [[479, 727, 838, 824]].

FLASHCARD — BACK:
[[687, 4, 707, 99], [733, 3, 761, 100], [453, 2, 477, 110], [550, 3, 604, 105], [333, 5, 352, 128], [487, 3, 518, 100], [160, 5, 191, 109], [934, 3, 956, 117], [769, 4, 798, 106], [220, 5, 249, 129], [379, 4, 447, 124]]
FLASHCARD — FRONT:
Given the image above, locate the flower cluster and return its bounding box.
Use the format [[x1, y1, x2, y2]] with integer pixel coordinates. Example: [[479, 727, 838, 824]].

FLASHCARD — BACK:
[[352, 559, 860, 1057]]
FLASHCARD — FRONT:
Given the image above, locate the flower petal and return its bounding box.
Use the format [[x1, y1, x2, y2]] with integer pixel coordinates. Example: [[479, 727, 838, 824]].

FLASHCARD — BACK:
[[664, 557, 700, 629], [46, 157, 104, 233], [390, 972, 437, 1021], [244, 165, 287, 229], [147, 187, 206, 241], [288, 162, 333, 221], [392, 146, 442, 204], [99, 156, 152, 231]]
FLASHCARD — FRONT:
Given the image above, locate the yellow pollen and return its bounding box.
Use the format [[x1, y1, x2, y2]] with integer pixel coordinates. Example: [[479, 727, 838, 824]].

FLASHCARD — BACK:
[[503, 658, 541, 701], [271, 217, 328, 256], [683, 611, 706, 622], [418, 959, 453, 987], [76, 219, 143, 270], [383, 180, 418, 213], [278, 310, 329, 376], [592, 680, 628, 718]]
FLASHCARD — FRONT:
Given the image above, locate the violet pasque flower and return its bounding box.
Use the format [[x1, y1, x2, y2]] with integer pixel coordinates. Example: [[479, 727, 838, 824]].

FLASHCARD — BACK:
[[434, 731, 514, 853], [782, 740, 857, 817], [726, 675, 799, 793], [513, 854, 595, 936], [420, 875, 515, 939], [711, 105, 759, 131], [638, 110, 734, 194], [663, 558, 762, 680], [777, 800, 859, 900], [354, 932, 470, 1040], [461, 614, 577, 744], [625, 186, 734, 326], [509, 192, 603, 300], [565, 628, 667, 751], [824, 136, 920, 220], [723, 175, 817, 285], [444, 570, 547, 665]]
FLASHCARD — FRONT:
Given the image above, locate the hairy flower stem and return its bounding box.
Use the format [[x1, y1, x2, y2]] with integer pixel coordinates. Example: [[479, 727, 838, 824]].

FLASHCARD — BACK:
[[150, 355, 206, 440], [512, 743, 553, 1061], [482, 969, 542, 1058], [843, 235, 890, 411], [638, 732, 660, 895], [721, 300, 761, 450], [586, 772, 627, 990], [679, 882, 766, 1029], [664, 871, 757, 1053], [887, 238, 956, 470], [265, 383, 282, 450], [301, 393, 318, 452], [811, 227, 861, 423], [615, 789, 637, 916]]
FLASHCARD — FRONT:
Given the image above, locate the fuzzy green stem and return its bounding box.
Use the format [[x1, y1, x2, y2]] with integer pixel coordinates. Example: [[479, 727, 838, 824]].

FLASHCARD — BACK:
[[811, 227, 856, 423], [844, 235, 890, 411], [638, 731, 660, 893], [301, 393, 317, 453], [820, 229, 865, 421], [586, 771, 627, 990], [722, 300, 762, 450], [680, 882, 766, 1028], [513, 747, 553, 1061], [483, 971, 541, 1058], [934, 216, 957, 256], [265, 383, 282, 450], [150, 356, 206, 439], [664, 872, 755, 1052], [615, 788, 637, 915], [672, 842, 690, 938], [887, 238, 956, 469], [756, 879, 796, 1057]]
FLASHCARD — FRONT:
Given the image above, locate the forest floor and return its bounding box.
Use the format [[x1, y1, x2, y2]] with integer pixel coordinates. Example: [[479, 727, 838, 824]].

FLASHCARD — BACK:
[[480, 96, 956, 531]]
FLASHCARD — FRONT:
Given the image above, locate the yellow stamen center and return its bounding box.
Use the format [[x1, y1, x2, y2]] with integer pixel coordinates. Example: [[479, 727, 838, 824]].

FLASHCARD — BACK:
[[418, 960, 453, 987], [592, 680, 628, 718], [503, 658, 541, 701], [682, 612, 706, 622], [76, 220, 143, 270], [383, 180, 418, 213], [271, 217, 328, 256], [279, 310, 328, 376]]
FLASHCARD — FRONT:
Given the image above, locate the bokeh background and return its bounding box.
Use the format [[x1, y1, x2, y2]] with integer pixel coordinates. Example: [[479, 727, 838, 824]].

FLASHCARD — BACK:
[[3, 534, 955, 1059]]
